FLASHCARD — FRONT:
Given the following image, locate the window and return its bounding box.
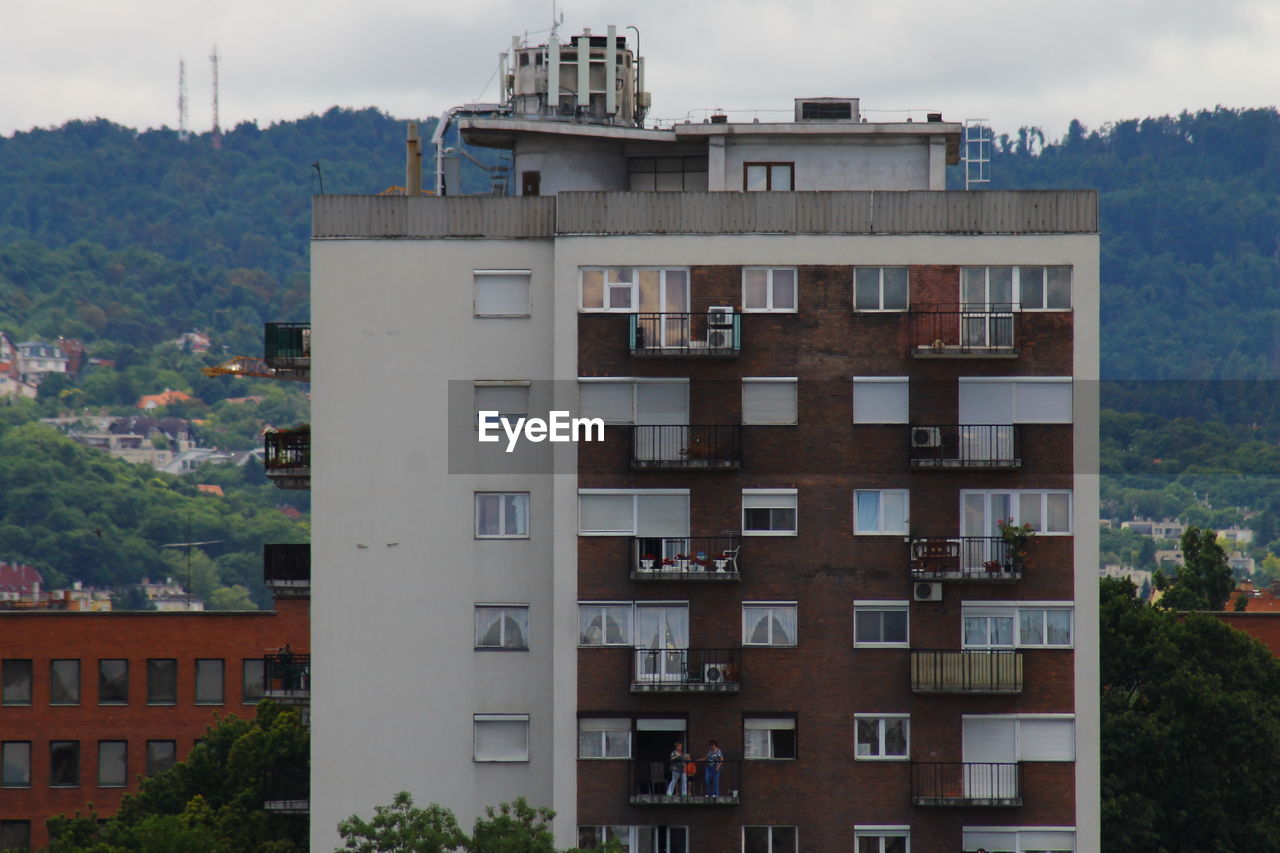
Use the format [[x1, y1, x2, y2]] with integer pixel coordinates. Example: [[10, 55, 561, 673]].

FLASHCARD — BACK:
[[958, 377, 1072, 425], [578, 603, 634, 646], [961, 490, 1072, 535], [580, 267, 689, 313], [744, 162, 794, 191], [475, 605, 530, 650], [1014, 265, 1072, 310], [963, 604, 1073, 649], [475, 492, 530, 538], [742, 378, 797, 425], [744, 718, 797, 760], [742, 490, 798, 536], [98, 660, 128, 705], [147, 659, 177, 705], [852, 378, 908, 424], [856, 828, 910, 853], [743, 268, 797, 312], [474, 270, 531, 317], [578, 379, 689, 424], [854, 267, 909, 310], [962, 715, 1075, 763], [473, 714, 530, 762], [742, 603, 797, 646], [578, 490, 689, 537], [50, 659, 80, 705], [579, 826, 688, 851], [50, 741, 79, 787], [98, 741, 127, 787], [242, 659, 265, 704], [577, 718, 631, 759], [742, 825, 797, 852], [195, 660, 224, 705], [1, 742, 30, 787], [146, 741, 176, 776], [629, 155, 709, 191], [962, 828, 1075, 852], [855, 490, 909, 535], [475, 382, 530, 428], [2, 660, 31, 705], [962, 266, 1071, 310], [854, 602, 909, 647], [855, 715, 909, 760], [0, 821, 29, 853]]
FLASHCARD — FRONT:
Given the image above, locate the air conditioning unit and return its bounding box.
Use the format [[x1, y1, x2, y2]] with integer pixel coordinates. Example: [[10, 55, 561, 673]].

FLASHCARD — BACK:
[[707, 306, 735, 348], [703, 663, 728, 684], [914, 582, 943, 602], [912, 427, 942, 448]]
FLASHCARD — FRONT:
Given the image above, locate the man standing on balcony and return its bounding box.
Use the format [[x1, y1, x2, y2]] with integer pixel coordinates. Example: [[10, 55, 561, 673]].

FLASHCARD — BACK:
[[665, 741, 691, 797], [704, 739, 724, 797]]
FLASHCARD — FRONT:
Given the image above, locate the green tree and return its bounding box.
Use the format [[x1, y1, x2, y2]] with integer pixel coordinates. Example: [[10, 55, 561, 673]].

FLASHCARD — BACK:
[[1155, 526, 1234, 610], [336, 792, 466, 853], [468, 798, 557, 853]]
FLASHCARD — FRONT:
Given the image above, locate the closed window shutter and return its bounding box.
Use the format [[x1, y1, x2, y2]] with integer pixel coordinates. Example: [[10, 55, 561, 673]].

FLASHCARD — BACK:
[[474, 273, 530, 316], [476, 385, 528, 417], [1014, 380, 1072, 423], [853, 379, 908, 423], [1021, 829, 1076, 850], [635, 494, 690, 537], [744, 718, 795, 730], [962, 717, 1016, 762], [743, 492, 797, 511], [579, 494, 634, 534], [959, 380, 1014, 425], [635, 382, 688, 424], [742, 380, 796, 424], [474, 716, 529, 761], [962, 831, 1015, 852], [1018, 718, 1075, 761], [579, 382, 633, 423]]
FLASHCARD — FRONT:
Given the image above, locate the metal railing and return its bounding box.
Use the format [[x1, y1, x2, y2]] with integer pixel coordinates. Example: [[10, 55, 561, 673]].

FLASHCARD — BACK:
[[911, 304, 1018, 355], [630, 648, 741, 692], [263, 767, 310, 813], [911, 762, 1021, 806], [629, 759, 741, 804], [631, 536, 741, 580], [264, 653, 310, 698], [264, 323, 310, 365], [909, 425, 1020, 468], [910, 537, 1023, 580], [629, 312, 740, 356], [910, 650, 1023, 693], [264, 427, 310, 471], [263, 544, 309, 584], [631, 425, 742, 469]]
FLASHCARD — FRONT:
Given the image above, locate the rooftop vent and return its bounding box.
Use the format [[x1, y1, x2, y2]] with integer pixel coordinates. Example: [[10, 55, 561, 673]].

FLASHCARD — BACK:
[[795, 98, 859, 122]]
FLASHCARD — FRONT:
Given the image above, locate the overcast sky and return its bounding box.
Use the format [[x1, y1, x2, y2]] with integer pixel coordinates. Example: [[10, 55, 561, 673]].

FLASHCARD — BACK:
[[3, 0, 1278, 140]]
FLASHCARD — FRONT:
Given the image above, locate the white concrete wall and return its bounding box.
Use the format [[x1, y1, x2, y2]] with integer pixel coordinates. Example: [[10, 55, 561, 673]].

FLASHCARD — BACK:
[[514, 136, 629, 194], [720, 136, 933, 191]]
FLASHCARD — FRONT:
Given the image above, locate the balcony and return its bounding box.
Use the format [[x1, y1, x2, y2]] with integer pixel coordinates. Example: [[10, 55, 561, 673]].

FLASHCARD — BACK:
[[631, 536, 741, 581], [631, 425, 742, 470], [910, 537, 1022, 581], [263, 768, 309, 814], [264, 653, 310, 703], [909, 425, 1020, 469], [264, 426, 310, 489], [263, 544, 309, 596], [911, 305, 1018, 357], [630, 648, 741, 693], [263, 322, 310, 380], [910, 650, 1023, 694], [629, 759, 741, 805], [630, 312, 740, 357], [912, 762, 1021, 807]]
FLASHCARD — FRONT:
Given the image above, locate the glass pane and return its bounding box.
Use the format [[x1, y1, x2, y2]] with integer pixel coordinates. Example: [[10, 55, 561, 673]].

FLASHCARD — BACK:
[[1047, 493, 1071, 532], [855, 268, 881, 309], [99, 742, 126, 786], [195, 660, 223, 704], [771, 508, 797, 533], [243, 660, 264, 702], [100, 660, 128, 703], [856, 719, 879, 755], [855, 491, 880, 532], [608, 284, 633, 309], [743, 507, 773, 532], [989, 266, 1014, 306], [770, 164, 793, 191], [50, 660, 79, 705], [773, 608, 797, 645], [503, 612, 528, 649], [745, 165, 768, 191], [882, 610, 907, 643], [965, 616, 989, 646], [637, 269, 661, 312], [772, 269, 796, 309], [882, 492, 907, 533], [992, 616, 1014, 646], [663, 270, 688, 312], [604, 730, 630, 758], [857, 840, 879, 853], [963, 493, 987, 536], [581, 270, 603, 308], [2, 743, 30, 786], [579, 609, 604, 645], [744, 269, 768, 308], [1047, 610, 1072, 645], [50, 741, 78, 786], [2, 661, 30, 705], [990, 494, 1013, 534], [146, 741, 176, 776], [883, 719, 907, 755], [885, 837, 907, 853], [503, 494, 528, 536], [476, 494, 500, 535], [1046, 266, 1072, 308], [578, 731, 602, 758], [1020, 266, 1044, 309], [961, 268, 986, 305], [605, 608, 631, 644], [476, 609, 503, 646], [743, 827, 770, 853], [882, 267, 908, 308], [148, 660, 176, 704], [608, 268, 633, 284], [855, 611, 881, 643], [1019, 492, 1042, 531], [744, 729, 770, 759], [744, 609, 771, 644], [1020, 609, 1045, 645]]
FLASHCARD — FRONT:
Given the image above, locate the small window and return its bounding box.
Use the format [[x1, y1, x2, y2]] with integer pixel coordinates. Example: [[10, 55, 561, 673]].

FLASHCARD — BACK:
[[964, 605, 1073, 649], [1017, 265, 1072, 310], [50, 741, 79, 788], [50, 659, 80, 705], [854, 827, 910, 853], [195, 660, 224, 705], [743, 490, 798, 536], [475, 605, 530, 650], [743, 268, 797, 312], [147, 659, 177, 705], [146, 741, 177, 776], [1, 742, 30, 787], [578, 603, 634, 646], [854, 267, 909, 310], [475, 492, 530, 538], [742, 825, 798, 852], [855, 715, 909, 760], [0, 821, 29, 853], [98, 741, 127, 787], [744, 718, 797, 760], [577, 718, 631, 759], [475, 382, 530, 429], [474, 714, 530, 762], [474, 270, 532, 317], [854, 603, 909, 648], [242, 659, 265, 704], [742, 603, 797, 646], [743, 162, 794, 192], [98, 660, 128, 705], [2, 660, 31, 706], [742, 378, 797, 425], [854, 490, 909, 535], [852, 378, 909, 424]]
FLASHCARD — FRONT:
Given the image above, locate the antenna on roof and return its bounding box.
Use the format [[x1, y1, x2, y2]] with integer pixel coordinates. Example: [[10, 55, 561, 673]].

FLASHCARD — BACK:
[[963, 118, 992, 190]]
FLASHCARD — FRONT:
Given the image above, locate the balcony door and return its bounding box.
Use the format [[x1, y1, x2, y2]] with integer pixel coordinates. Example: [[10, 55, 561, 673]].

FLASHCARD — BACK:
[[961, 492, 1012, 571], [961, 717, 1018, 799], [635, 605, 689, 684], [960, 267, 1014, 347], [635, 381, 689, 461], [638, 269, 689, 348]]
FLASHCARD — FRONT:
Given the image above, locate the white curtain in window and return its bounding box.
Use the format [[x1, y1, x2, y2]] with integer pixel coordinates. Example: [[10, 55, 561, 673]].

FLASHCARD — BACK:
[[635, 606, 688, 649], [474, 273, 530, 315], [742, 380, 797, 424], [856, 492, 881, 532], [853, 379, 909, 424]]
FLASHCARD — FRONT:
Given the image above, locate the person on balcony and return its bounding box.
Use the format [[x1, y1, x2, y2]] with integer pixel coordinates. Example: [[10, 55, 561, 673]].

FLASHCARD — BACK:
[[665, 741, 691, 797], [703, 739, 724, 797]]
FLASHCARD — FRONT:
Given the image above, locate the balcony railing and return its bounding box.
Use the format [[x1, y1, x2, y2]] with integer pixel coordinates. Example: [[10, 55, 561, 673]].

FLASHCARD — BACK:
[[909, 425, 1020, 469], [911, 304, 1018, 356], [911, 650, 1024, 694], [911, 762, 1021, 806], [629, 759, 741, 805], [910, 537, 1023, 581], [631, 425, 742, 470], [264, 322, 311, 369], [264, 653, 310, 701], [631, 648, 741, 692], [631, 536, 741, 581], [263, 768, 310, 814], [263, 543, 310, 590], [630, 312, 741, 356], [264, 426, 310, 489]]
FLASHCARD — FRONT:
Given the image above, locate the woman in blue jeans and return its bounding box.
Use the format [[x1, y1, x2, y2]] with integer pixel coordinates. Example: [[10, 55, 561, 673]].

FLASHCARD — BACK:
[[665, 742, 691, 796], [704, 739, 724, 797]]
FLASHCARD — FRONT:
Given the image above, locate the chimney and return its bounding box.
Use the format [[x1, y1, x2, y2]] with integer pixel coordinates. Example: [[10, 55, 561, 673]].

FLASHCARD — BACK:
[[406, 122, 423, 196]]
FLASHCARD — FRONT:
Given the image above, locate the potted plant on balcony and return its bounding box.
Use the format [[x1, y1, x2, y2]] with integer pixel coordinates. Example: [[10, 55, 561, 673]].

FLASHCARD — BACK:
[[714, 552, 730, 572], [996, 518, 1034, 571], [640, 553, 656, 571], [661, 556, 675, 571], [674, 553, 690, 572]]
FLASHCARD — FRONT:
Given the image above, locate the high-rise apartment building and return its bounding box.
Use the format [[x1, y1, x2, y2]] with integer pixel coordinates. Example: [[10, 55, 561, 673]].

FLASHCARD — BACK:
[[309, 26, 1098, 853]]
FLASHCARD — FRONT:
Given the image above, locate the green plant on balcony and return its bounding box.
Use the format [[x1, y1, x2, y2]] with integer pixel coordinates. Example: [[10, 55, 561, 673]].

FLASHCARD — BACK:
[[997, 518, 1034, 569]]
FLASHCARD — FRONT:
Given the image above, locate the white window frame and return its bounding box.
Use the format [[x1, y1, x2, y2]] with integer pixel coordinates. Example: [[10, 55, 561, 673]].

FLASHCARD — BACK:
[[580, 826, 689, 852], [577, 489, 691, 537], [474, 604, 530, 650], [577, 718, 632, 759], [854, 489, 909, 535], [961, 490, 1073, 536], [473, 713, 530, 762], [853, 601, 909, 648], [743, 162, 795, 192], [578, 267, 690, 313], [475, 380, 531, 429], [741, 602, 798, 647], [961, 266, 1072, 311], [577, 602, 635, 647], [743, 716, 798, 760], [854, 714, 910, 761], [853, 266, 909, 311], [852, 377, 909, 424], [741, 826, 798, 852], [741, 377, 798, 425], [742, 489, 798, 537], [854, 826, 911, 853], [1014, 265, 1073, 311], [962, 826, 1076, 852], [473, 269, 532, 318], [742, 267, 798, 313], [474, 492, 530, 539], [962, 602, 1074, 649]]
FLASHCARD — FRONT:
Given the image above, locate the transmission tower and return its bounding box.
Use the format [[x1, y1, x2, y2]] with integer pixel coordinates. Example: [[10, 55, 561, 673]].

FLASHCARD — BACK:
[[177, 56, 190, 141], [210, 45, 222, 150]]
